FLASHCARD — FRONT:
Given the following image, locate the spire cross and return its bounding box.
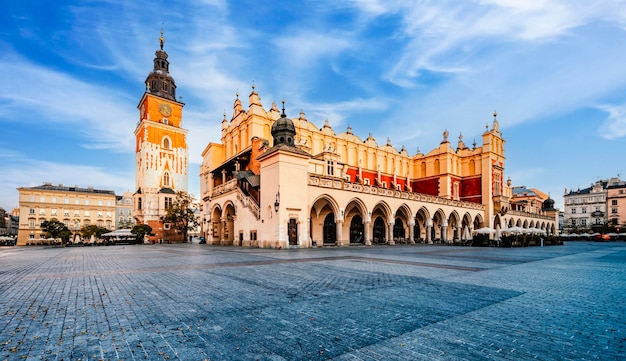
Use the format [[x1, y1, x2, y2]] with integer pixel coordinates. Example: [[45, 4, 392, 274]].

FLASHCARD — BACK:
[[159, 27, 165, 50], [281, 99, 286, 117]]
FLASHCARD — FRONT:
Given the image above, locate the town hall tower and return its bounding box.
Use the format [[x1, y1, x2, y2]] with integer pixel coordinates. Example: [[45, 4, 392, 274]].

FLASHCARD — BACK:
[[134, 31, 188, 242]]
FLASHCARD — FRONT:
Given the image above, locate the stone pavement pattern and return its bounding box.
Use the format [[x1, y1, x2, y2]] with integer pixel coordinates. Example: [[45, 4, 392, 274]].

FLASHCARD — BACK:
[[0, 242, 624, 360]]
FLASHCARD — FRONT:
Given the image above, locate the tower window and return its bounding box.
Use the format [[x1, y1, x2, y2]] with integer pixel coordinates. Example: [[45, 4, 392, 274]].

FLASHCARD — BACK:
[[165, 197, 173, 209], [162, 82, 167, 91], [163, 172, 170, 187], [163, 137, 170, 149]]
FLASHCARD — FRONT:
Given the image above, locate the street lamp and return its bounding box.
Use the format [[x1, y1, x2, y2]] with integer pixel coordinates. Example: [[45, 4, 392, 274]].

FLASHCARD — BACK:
[[274, 190, 280, 213]]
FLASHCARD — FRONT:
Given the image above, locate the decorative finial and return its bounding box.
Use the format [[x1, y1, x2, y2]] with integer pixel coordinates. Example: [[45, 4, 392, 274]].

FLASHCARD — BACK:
[[281, 99, 286, 117], [159, 28, 165, 50], [347, 124, 352, 134], [494, 110, 498, 119], [251, 81, 255, 90], [236, 90, 239, 99], [473, 139, 477, 149], [442, 129, 449, 142], [459, 132, 463, 141]]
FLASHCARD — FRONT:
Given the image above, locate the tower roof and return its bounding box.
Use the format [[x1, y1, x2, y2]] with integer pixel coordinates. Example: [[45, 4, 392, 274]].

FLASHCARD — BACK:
[[144, 30, 177, 101]]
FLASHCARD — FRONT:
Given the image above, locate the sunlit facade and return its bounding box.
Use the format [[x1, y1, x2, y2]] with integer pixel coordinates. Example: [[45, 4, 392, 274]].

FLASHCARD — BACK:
[[16, 183, 117, 245], [200, 87, 558, 248]]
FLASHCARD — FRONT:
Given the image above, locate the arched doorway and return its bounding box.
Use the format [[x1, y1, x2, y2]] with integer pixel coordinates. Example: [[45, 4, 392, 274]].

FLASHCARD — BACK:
[[349, 215, 364, 244], [323, 213, 336, 245], [393, 218, 405, 244], [373, 217, 386, 244]]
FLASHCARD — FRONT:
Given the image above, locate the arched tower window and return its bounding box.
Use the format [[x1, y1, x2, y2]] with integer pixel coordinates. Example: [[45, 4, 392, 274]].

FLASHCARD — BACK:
[[162, 136, 171, 149], [163, 172, 170, 187]]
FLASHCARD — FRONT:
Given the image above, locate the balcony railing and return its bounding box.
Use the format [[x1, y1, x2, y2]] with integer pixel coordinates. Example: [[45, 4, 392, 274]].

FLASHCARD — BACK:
[[309, 174, 484, 210]]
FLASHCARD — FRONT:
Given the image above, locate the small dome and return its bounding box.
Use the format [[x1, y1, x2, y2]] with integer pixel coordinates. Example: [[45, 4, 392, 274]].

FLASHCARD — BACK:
[[271, 100, 296, 147], [542, 197, 555, 211]]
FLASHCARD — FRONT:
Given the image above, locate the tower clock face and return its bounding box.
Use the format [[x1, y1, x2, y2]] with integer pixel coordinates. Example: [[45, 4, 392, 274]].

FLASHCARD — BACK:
[[159, 103, 172, 116]]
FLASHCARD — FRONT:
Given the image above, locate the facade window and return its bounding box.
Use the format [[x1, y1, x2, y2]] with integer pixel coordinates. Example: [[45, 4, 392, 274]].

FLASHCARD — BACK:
[[138, 198, 142, 210], [85, 211, 90, 217], [51, 197, 57, 203], [119, 216, 124, 223], [571, 219, 576, 226], [250, 230, 257, 241], [581, 208, 587, 214], [39, 208, 45, 215], [97, 212, 103, 218], [29, 208, 35, 214], [163, 172, 170, 187], [493, 172, 502, 196], [106, 201, 112, 206], [364, 178, 370, 185], [98, 200, 103, 206], [74, 210, 80, 216], [571, 208, 576, 214], [165, 197, 173, 209], [612, 207, 618, 214], [453, 183, 460, 200], [581, 219, 587, 226], [97, 220, 103, 228], [75, 199, 80, 204], [63, 220, 70, 228], [106, 212, 112, 218], [326, 160, 334, 176], [64, 198, 69, 204], [29, 196, 35, 202], [40, 197, 45, 202], [85, 199, 90, 205], [612, 200, 618, 206], [29, 219, 35, 228], [64, 210, 69, 216], [74, 221, 80, 230], [106, 221, 112, 229], [51, 209, 57, 216]]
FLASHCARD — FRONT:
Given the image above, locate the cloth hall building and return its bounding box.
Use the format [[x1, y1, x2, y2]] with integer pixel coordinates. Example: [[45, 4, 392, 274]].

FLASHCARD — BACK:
[[200, 87, 557, 248]]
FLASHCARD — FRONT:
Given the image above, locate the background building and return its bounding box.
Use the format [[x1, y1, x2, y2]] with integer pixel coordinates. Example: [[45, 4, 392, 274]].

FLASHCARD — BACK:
[[607, 178, 626, 232], [16, 183, 117, 245], [133, 32, 188, 243], [563, 177, 624, 234], [200, 87, 558, 248], [116, 191, 135, 229]]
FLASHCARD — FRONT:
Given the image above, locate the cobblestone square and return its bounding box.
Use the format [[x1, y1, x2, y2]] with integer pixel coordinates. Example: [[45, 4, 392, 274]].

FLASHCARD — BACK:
[[0, 242, 624, 360]]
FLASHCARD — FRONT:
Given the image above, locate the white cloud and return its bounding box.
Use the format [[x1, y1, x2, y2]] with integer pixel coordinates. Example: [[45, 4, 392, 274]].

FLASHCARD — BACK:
[[597, 103, 626, 139], [0, 54, 137, 152]]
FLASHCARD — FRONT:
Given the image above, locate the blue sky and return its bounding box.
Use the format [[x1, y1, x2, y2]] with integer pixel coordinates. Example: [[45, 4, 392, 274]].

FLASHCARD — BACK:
[[2, 0, 626, 212]]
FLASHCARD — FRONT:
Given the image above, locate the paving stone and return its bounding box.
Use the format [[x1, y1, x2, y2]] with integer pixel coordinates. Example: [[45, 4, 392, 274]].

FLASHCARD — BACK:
[[0, 242, 624, 360]]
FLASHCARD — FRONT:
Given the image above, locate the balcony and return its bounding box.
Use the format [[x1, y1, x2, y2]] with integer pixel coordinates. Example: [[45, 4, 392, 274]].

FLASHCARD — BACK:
[[309, 174, 484, 210]]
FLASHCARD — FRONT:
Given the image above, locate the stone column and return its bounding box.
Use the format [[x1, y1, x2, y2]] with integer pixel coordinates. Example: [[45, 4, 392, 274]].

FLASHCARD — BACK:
[[364, 220, 372, 246], [335, 220, 345, 246], [408, 220, 415, 244], [221, 169, 226, 184], [441, 224, 448, 243], [426, 222, 433, 244], [387, 221, 395, 245]]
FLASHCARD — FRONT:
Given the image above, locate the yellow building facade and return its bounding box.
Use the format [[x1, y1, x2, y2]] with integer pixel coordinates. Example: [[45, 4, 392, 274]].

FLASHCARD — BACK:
[[16, 183, 117, 246], [133, 32, 188, 243], [200, 87, 558, 248]]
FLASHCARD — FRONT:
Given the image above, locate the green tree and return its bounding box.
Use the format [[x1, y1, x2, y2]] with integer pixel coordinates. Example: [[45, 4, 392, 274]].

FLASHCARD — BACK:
[[131, 224, 152, 243], [160, 191, 199, 243], [41, 219, 71, 244], [80, 224, 109, 239]]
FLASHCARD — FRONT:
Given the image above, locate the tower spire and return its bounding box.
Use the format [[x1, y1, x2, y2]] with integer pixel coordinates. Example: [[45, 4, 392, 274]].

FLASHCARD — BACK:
[[159, 28, 164, 50]]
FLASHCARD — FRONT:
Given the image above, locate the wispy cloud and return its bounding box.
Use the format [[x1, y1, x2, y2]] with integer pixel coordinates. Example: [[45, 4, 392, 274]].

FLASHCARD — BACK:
[[0, 53, 137, 152], [597, 103, 626, 139]]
